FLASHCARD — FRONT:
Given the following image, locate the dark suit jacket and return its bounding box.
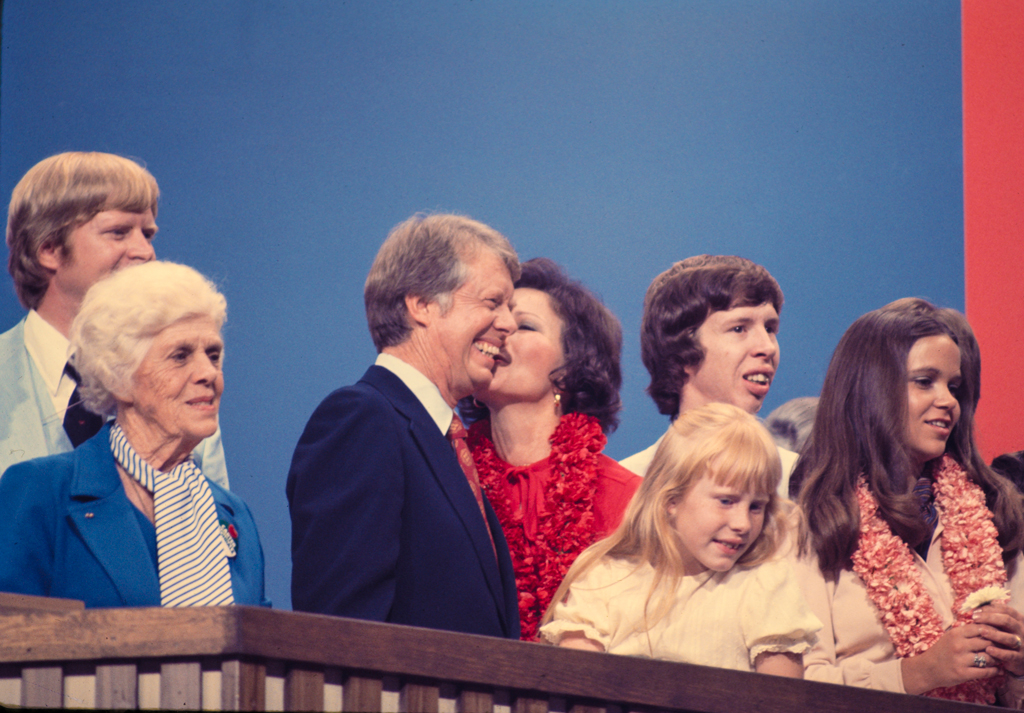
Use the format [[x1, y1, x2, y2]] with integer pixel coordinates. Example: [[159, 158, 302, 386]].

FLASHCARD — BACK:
[[0, 423, 269, 608], [287, 365, 520, 638]]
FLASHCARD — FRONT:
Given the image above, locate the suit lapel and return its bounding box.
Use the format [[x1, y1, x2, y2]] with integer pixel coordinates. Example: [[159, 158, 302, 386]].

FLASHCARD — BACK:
[[66, 427, 160, 606], [362, 367, 511, 632], [409, 419, 505, 583]]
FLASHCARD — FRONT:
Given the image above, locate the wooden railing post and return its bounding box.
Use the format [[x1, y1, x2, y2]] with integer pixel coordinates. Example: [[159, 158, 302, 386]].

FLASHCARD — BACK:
[[286, 665, 325, 711]]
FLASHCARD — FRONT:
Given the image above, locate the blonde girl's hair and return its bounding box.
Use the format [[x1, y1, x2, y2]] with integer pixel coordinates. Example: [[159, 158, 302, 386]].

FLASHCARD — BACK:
[[541, 402, 786, 631]]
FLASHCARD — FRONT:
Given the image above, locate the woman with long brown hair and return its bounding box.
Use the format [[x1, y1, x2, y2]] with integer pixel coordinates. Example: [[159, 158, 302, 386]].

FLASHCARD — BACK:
[[794, 300, 1024, 705]]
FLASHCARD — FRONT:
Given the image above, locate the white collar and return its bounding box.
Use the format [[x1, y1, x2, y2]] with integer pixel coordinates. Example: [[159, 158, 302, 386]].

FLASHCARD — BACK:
[[23, 310, 73, 398], [375, 352, 453, 435]]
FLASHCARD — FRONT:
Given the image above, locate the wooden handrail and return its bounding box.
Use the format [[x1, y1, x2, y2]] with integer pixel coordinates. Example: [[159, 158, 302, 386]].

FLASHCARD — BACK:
[[0, 605, 988, 711], [0, 591, 83, 614]]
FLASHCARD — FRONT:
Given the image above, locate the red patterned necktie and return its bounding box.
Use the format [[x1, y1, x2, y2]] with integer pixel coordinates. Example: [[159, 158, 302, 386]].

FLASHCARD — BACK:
[[447, 414, 497, 560]]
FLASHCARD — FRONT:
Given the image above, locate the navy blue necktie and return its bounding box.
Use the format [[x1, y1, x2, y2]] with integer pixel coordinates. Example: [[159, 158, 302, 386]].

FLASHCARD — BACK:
[[63, 363, 103, 447], [913, 476, 938, 560]]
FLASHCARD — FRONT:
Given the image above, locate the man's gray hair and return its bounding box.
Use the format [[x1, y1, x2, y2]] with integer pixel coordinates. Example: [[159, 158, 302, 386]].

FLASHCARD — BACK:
[[364, 213, 519, 351], [764, 396, 818, 453]]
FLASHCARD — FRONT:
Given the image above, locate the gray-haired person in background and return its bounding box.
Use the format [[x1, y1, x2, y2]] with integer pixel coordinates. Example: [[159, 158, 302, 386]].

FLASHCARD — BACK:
[[765, 397, 818, 455]]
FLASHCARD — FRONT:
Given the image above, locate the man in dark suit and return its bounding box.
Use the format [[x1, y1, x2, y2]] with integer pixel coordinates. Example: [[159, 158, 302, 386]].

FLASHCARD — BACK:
[[287, 213, 521, 638]]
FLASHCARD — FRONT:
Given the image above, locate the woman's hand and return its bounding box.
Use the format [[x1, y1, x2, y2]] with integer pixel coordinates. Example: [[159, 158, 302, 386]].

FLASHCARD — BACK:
[[901, 623, 1000, 694], [974, 602, 1024, 677]]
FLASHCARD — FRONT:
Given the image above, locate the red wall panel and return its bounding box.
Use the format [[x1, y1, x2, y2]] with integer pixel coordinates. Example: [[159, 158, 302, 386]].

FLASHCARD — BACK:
[[962, 0, 1024, 460]]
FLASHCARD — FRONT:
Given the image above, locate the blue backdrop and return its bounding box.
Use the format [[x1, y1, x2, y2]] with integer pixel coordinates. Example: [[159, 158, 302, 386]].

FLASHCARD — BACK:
[[0, 1, 963, 610]]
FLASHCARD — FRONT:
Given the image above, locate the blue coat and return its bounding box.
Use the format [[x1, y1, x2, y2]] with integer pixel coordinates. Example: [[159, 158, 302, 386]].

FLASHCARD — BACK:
[[0, 423, 268, 608], [287, 366, 520, 638], [0, 317, 231, 488]]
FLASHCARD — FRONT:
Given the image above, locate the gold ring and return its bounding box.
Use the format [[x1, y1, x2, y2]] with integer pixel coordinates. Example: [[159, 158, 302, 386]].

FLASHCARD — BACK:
[[1015, 636, 1022, 651]]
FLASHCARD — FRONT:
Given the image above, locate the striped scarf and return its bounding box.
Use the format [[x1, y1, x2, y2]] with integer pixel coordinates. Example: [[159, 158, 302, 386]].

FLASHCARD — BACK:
[[110, 424, 234, 606]]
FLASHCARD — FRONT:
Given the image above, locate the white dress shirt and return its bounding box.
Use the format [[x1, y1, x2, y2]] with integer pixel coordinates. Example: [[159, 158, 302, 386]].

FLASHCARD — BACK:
[[23, 310, 77, 419], [375, 352, 453, 435]]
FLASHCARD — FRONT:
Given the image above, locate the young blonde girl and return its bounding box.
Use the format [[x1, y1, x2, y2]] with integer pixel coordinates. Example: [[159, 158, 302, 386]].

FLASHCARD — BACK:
[[539, 403, 820, 676]]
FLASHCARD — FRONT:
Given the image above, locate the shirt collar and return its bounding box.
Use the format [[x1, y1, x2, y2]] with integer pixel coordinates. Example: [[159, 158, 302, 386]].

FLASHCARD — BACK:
[[375, 352, 453, 435], [23, 309, 73, 398]]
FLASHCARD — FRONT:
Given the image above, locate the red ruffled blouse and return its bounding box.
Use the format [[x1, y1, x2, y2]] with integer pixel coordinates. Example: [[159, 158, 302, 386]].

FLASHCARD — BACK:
[[467, 412, 641, 641]]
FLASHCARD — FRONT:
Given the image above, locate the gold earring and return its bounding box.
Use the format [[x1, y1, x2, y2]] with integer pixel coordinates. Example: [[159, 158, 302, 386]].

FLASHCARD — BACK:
[[554, 393, 561, 405]]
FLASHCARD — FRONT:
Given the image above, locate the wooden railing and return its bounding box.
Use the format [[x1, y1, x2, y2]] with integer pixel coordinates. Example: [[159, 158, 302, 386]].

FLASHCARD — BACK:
[[0, 595, 987, 711]]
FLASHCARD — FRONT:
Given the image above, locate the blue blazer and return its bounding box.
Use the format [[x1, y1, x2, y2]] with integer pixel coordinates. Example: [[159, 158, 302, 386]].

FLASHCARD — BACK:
[[0, 423, 268, 608], [287, 366, 520, 639], [0, 317, 231, 488]]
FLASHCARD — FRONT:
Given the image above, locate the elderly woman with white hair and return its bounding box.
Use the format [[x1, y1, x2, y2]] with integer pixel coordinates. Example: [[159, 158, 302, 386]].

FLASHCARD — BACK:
[[0, 261, 267, 608]]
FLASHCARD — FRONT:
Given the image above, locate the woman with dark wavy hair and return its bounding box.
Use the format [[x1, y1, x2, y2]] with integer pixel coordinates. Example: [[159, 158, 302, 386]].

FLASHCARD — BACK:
[[794, 299, 1024, 706], [461, 258, 641, 640]]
